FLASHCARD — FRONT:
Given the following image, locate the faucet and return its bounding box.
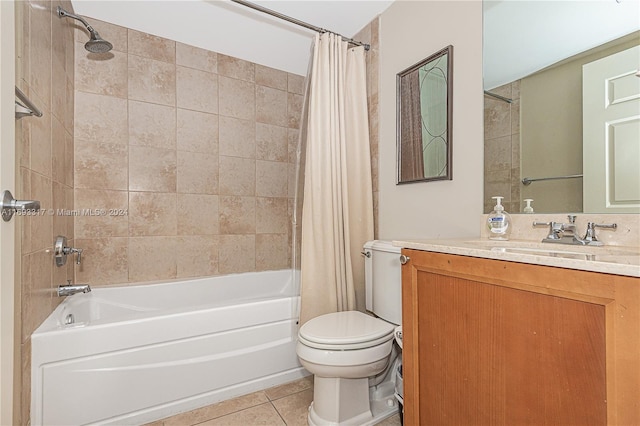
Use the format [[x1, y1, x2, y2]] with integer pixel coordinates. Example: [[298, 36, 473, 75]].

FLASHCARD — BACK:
[[533, 215, 617, 246], [58, 280, 91, 297]]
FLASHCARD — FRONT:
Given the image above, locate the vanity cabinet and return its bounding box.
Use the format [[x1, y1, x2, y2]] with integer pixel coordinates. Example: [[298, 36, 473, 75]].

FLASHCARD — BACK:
[[401, 249, 639, 426]]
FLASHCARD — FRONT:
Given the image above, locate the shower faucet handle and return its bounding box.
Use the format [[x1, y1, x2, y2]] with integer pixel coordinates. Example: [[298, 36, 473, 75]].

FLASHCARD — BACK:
[[54, 236, 83, 266]]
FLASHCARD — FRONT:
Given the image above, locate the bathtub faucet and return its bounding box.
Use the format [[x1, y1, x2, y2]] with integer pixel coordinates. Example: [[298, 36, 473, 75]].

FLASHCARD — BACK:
[[58, 280, 91, 297]]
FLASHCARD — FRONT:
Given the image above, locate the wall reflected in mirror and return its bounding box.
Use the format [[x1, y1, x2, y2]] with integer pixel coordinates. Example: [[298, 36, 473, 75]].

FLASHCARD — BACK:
[[483, 0, 640, 214], [397, 45, 453, 184]]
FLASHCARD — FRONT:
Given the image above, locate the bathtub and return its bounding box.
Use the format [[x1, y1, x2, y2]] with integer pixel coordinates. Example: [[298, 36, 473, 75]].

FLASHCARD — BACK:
[[31, 270, 306, 426]]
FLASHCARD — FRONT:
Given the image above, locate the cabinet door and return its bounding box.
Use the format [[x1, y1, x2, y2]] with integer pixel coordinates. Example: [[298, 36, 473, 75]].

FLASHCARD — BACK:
[[401, 250, 617, 426]]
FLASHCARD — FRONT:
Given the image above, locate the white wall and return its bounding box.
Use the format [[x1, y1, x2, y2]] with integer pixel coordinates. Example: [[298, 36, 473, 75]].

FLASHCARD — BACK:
[[378, 0, 484, 240]]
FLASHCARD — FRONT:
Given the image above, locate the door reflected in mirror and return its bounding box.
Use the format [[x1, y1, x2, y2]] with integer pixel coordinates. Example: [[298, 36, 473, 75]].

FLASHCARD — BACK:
[[397, 45, 453, 184]]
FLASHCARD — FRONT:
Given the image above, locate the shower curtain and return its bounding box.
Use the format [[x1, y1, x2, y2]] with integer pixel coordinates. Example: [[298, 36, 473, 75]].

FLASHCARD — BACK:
[[299, 33, 374, 325]]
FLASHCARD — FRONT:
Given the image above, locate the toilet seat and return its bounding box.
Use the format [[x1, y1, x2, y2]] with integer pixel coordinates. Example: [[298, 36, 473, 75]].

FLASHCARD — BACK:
[[299, 311, 396, 351]]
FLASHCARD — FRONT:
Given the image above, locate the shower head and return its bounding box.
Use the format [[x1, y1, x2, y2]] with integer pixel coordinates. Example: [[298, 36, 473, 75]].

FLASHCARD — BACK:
[[56, 6, 113, 53], [85, 31, 113, 54]]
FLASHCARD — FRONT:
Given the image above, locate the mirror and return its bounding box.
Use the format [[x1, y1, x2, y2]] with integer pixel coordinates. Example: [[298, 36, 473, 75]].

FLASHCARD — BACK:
[[483, 1, 640, 214], [397, 45, 453, 184]]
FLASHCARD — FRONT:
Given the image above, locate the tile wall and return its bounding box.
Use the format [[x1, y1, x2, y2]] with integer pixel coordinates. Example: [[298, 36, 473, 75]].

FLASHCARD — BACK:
[[353, 17, 380, 237], [484, 81, 520, 214], [15, 0, 76, 423], [72, 18, 305, 285]]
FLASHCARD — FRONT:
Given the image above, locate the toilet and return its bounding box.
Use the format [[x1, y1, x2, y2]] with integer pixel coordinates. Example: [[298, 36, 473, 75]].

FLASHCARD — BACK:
[[296, 240, 402, 425]]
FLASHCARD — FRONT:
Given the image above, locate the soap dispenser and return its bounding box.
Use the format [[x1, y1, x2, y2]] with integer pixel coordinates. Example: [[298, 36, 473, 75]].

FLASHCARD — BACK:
[[487, 196, 512, 240], [523, 199, 534, 214]]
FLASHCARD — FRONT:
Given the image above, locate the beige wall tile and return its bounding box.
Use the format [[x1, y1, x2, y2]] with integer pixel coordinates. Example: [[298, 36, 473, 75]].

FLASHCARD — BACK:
[[176, 42, 217, 73], [255, 64, 287, 91], [128, 29, 175, 63], [74, 189, 129, 238], [75, 140, 128, 190], [287, 129, 299, 164], [484, 97, 511, 140], [176, 235, 219, 278], [75, 91, 128, 144], [75, 237, 129, 285], [219, 156, 255, 196], [21, 250, 53, 342], [256, 197, 287, 234], [52, 117, 67, 184], [129, 146, 177, 192], [256, 85, 287, 127], [177, 109, 219, 155], [129, 100, 176, 149], [256, 234, 289, 271], [256, 160, 287, 197], [129, 192, 177, 236], [177, 193, 219, 235], [219, 196, 256, 234], [218, 54, 254, 82], [287, 92, 303, 129], [129, 236, 177, 282], [177, 66, 218, 114], [52, 182, 73, 240], [256, 123, 287, 162], [287, 73, 305, 95], [128, 55, 176, 106], [218, 235, 255, 274], [218, 76, 255, 120], [75, 43, 127, 97], [29, 105, 52, 177], [52, 60, 68, 124], [177, 151, 218, 194], [219, 116, 255, 159], [30, 173, 52, 252], [484, 135, 512, 173], [29, 1, 52, 107]]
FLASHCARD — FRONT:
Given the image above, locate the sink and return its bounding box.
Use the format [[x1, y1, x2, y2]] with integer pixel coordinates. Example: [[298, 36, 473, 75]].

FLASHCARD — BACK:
[[464, 239, 640, 260]]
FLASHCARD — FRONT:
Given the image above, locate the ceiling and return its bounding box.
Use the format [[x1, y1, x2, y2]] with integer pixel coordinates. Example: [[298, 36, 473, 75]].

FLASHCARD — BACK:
[[71, 0, 394, 76]]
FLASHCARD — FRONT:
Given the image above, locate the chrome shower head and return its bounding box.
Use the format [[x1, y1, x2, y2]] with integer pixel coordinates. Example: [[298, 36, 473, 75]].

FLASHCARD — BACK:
[[85, 30, 113, 54], [56, 6, 113, 53]]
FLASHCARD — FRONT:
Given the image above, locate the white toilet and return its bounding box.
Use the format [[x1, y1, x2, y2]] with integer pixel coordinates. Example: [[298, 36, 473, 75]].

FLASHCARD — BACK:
[[296, 240, 402, 425]]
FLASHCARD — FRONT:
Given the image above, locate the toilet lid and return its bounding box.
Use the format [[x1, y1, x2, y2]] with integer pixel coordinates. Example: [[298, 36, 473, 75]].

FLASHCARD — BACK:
[[299, 311, 395, 347]]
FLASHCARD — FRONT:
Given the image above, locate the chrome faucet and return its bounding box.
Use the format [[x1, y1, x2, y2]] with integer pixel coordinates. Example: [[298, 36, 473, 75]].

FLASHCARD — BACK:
[[58, 280, 91, 297], [533, 215, 617, 246]]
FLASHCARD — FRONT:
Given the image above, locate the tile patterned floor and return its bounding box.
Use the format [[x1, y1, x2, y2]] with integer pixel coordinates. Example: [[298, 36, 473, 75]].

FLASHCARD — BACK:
[[145, 376, 402, 426]]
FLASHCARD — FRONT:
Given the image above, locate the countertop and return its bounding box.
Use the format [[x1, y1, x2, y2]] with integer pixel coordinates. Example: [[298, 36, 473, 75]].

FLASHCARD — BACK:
[[393, 238, 640, 278]]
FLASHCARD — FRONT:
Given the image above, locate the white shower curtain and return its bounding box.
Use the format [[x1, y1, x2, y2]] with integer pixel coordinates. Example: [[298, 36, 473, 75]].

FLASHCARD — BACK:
[[299, 33, 374, 325]]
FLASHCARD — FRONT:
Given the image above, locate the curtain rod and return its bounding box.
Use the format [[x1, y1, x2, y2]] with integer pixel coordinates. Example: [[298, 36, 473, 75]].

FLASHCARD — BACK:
[[230, 0, 370, 51], [484, 90, 513, 104]]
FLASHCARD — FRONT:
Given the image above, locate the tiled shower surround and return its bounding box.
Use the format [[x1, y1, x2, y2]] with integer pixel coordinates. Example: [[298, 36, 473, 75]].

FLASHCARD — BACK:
[[73, 17, 305, 285], [15, 1, 76, 424], [483, 80, 520, 214]]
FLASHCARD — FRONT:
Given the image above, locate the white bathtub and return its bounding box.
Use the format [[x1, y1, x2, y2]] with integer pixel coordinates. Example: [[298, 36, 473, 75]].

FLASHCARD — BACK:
[[31, 270, 305, 426]]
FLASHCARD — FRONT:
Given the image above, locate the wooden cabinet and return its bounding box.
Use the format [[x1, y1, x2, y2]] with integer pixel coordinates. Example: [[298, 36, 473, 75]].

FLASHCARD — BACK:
[[401, 249, 639, 425]]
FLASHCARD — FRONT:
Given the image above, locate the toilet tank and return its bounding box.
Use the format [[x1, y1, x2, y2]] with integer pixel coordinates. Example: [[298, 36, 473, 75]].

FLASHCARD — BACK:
[[363, 240, 402, 325]]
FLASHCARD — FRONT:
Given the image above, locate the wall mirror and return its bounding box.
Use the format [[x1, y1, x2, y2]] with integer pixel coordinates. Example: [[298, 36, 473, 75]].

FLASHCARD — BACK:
[[397, 45, 453, 184], [483, 1, 640, 214]]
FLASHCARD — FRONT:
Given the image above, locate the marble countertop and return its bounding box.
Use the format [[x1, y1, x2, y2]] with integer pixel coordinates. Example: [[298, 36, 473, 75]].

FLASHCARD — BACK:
[[393, 238, 640, 278]]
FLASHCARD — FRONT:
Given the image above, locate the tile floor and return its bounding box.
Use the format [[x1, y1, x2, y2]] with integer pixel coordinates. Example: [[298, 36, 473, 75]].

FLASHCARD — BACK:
[[145, 376, 402, 426]]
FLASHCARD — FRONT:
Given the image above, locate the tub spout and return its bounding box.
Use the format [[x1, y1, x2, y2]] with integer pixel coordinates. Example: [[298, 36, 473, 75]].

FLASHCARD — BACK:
[[58, 281, 91, 297]]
